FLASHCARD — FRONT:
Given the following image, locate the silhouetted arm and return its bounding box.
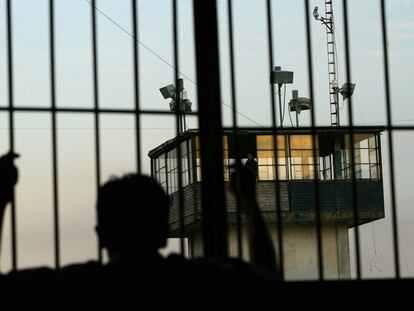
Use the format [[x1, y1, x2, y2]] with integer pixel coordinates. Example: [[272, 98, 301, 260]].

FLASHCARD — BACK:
[[230, 166, 279, 275], [0, 153, 19, 258]]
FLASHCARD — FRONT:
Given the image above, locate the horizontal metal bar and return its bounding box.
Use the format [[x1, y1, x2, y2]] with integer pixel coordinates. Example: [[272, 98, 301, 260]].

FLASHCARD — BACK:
[[0, 106, 198, 115], [204, 126, 414, 132]]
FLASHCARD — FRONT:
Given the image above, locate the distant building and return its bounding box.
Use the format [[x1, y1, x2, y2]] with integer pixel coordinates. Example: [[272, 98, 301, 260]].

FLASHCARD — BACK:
[[149, 127, 385, 280]]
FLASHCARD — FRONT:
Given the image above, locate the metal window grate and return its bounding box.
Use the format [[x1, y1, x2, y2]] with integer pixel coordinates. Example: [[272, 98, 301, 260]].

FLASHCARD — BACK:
[[0, 0, 412, 283]]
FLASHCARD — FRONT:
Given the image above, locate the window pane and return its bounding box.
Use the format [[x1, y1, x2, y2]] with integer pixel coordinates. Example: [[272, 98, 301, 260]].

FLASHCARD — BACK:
[[355, 164, 371, 179], [197, 166, 202, 182], [291, 154, 316, 165], [259, 166, 274, 180], [354, 134, 369, 149], [370, 165, 379, 179], [369, 148, 377, 164], [290, 150, 315, 158], [368, 136, 377, 149], [257, 135, 285, 150], [195, 135, 200, 150], [290, 135, 315, 149], [258, 150, 285, 160], [356, 148, 369, 164], [222, 135, 228, 150]]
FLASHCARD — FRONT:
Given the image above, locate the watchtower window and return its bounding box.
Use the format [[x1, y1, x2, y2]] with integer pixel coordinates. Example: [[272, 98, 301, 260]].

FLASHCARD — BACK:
[[154, 154, 167, 192], [343, 134, 381, 180], [256, 135, 287, 180], [290, 135, 319, 180]]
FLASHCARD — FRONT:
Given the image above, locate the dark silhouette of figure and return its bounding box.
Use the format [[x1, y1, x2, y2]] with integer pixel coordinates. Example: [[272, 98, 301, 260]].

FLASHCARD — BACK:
[[96, 174, 169, 261], [244, 153, 258, 178], [0, 152, 278, 300]]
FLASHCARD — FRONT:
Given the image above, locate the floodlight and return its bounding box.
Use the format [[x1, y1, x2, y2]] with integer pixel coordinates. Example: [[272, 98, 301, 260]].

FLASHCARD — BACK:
[[289, 90, 311, 127], [169, 99, 192, 113], [339, 83, 356, 100], [159, 84, 176, 99], [313, 6, 319, 20], [169, 100, 176, 112], [289, 90, 311, 112], [270, 66, 294, 85], [183, 99, 192, 112], [160, 79, 192, 133]]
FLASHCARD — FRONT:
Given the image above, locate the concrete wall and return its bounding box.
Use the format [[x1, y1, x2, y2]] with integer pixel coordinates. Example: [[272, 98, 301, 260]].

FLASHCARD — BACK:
[[189, 222, 351, 281]]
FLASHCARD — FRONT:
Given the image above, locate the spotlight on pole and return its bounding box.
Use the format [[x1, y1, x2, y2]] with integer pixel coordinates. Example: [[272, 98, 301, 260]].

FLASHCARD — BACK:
[[288, 90, 311, 127], [333, 82, 356, 100], [313, 6, 319, 20], [159, 79, 192, 133], [159, 84, 176, 100]]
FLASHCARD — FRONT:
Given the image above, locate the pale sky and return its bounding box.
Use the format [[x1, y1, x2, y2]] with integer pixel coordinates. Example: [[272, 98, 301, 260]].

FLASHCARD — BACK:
[[0, 0, 413, 278]]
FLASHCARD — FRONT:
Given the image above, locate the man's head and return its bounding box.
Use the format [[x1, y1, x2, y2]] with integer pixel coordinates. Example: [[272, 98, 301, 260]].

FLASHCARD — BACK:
[[246, 153, 254, 160], [96, 174, 169, 258]]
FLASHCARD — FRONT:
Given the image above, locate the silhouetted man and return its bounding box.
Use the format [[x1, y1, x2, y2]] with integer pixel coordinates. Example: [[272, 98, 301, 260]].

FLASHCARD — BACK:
[[0, 152, 278, 298], [244, 153, 258, 178]]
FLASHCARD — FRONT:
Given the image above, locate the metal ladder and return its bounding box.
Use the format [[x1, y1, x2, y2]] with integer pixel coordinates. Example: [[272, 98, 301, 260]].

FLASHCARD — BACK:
[[324, 0, 339, 126]]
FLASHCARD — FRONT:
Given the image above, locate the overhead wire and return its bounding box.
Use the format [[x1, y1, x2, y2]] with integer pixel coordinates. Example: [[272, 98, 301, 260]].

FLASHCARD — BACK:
[[83, 0, 265, 128]]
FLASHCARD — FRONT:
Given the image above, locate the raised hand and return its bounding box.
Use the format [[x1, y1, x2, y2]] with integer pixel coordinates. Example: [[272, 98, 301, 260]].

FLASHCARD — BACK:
[[0, 152, 19, 208]]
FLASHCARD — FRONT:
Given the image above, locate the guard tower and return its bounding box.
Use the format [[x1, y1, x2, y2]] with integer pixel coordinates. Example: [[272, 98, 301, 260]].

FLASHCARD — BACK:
[[148, 127, 385, 280]]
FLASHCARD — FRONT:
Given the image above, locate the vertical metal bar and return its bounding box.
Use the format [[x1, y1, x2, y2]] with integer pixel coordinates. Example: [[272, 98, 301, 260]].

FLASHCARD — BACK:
[[191, 136, 199, 223], [342, 0, 361, 279], [172, 0, 186, 255], [49, 0, 61, 269], [227, 0, 243, 259], [91, 0, 103, 263], [288, 136, 293, 181], [266, 0, 284, 280], [165, 153, 169, 193], [378, 134, 383, 180], [186, 139, 191, 184], [380, 0, 400, 279], [150, 158, 154, 179], [131, 0, 142, 173], [6, 0, 17, 270], [193, 0, 228, 259], [304, 0, 324, 280]]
